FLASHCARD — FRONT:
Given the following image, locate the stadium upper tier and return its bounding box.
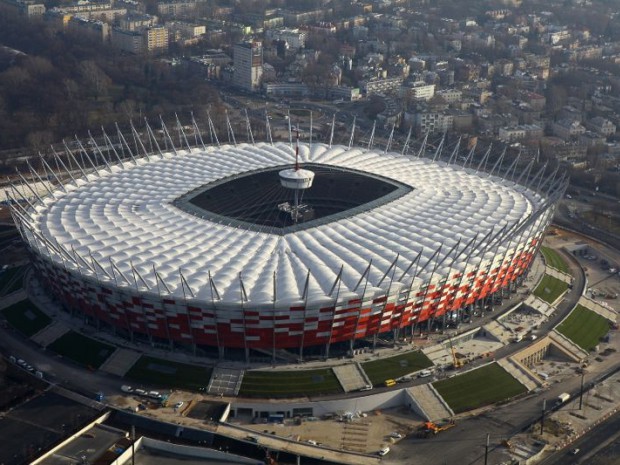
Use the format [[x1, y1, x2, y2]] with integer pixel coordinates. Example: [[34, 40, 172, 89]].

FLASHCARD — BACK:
[[24, 142, 546, 305]]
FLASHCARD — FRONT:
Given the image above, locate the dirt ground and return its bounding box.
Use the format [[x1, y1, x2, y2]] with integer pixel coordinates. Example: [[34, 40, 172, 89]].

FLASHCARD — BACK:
[[110, 391, 426, 454], [233, 407, 424, 454]]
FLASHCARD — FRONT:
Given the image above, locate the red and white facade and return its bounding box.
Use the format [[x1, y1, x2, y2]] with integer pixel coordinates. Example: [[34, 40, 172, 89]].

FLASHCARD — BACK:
[[12, 141, 564, 357]]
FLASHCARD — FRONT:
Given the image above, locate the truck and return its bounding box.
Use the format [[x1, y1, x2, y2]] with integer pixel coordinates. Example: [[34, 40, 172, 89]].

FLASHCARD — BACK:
[[556, 392, 570, 405]]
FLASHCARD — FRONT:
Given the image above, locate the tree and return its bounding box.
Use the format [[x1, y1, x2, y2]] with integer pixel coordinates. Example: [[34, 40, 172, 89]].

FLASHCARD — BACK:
[[79, 60, 111, 100]]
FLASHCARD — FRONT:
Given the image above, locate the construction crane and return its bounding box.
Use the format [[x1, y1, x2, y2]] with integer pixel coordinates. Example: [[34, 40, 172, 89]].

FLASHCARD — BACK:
[[448, 336, 463, 369]]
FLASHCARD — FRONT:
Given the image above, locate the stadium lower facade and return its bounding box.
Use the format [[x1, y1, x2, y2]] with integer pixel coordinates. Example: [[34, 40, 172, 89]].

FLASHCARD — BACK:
[[11, 136, 566, 360]]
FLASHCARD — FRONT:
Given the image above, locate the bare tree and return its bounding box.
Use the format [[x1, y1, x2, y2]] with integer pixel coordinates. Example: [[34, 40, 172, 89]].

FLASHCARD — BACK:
[[79, 60, 111, 99]]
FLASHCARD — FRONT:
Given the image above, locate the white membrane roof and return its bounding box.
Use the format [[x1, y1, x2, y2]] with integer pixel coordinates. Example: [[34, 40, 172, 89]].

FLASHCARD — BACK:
[[28, 142, 542, 304]]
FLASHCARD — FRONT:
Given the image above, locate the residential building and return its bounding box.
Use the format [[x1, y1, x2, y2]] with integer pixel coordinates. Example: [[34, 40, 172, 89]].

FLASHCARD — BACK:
[[436, 89, 462, 105], [403, 106, 454, 135], [119, 13, 157, 31], [264, 82, 310, 98], [552, 119, 586, 140], [233, 41, 263, 92], [265, 28, 307, 49], [327, 86, 361, 101], [361, 77, 403, 96], [144, 26, 169, 53], [0, 0, 45, 16], [498, 124, 543, 142], [157, 0, 208, 18], [111, 28, 143, 54], [587, 117, 616, 137], [281, 9, 327, 26], [67, 17, 110, 42], [401, 81, 435, 101], [167, 21, 205, 41]]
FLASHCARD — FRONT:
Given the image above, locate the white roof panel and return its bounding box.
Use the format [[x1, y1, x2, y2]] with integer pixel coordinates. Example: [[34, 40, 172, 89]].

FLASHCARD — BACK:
[[27, 142, 543, 304]]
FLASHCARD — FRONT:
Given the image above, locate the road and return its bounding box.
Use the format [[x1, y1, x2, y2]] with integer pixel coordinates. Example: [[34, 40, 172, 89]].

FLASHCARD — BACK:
[[539, 410, 620, 465], [554, 198, 620, 251], [0, 319, 125, 398]]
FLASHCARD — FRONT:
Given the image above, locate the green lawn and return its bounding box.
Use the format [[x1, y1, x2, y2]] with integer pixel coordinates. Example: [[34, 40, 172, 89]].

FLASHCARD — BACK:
[[1, 299, 51, 336], [533, 274, 569, 304], [239, 368, 343, 398], [47, 331, 115, 369], [0, 265, 28, 295], [125, 356, 213, 391], [557, 305, 611, 352], [361, 351, 433, 385], [541, 247, 569, 274], [433, 363, 527, 414]]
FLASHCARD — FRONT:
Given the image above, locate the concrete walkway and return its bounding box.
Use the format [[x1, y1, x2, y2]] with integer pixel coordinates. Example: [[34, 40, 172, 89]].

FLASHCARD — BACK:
[[208, 368, 244, 396], [497, 357, 541, 391], [578, 295, 617, 322], [408, 384, 454, 421], [0, 289, 27, 310], [548, 330, 589, 361], [333, 363, 370, 392], [545, 267, 573, 284], [31, 321, 70, 347], [99, 348, 142, 377], [523, 295, 555, 317]]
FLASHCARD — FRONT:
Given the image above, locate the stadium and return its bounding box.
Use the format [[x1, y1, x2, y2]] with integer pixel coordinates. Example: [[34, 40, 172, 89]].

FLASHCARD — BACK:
[[9, 124, 566, 361]]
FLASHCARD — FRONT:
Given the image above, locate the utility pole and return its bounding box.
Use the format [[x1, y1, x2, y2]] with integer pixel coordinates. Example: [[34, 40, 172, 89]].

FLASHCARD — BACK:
[[579, 370, 585, 410], [484, 433, 490, 465], [131, 424, 135, 465], [540, 399, 546, 435]]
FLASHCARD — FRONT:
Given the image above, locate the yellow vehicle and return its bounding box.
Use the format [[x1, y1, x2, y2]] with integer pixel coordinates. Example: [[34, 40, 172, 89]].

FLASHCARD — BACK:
[[384, 379, 397, 387]]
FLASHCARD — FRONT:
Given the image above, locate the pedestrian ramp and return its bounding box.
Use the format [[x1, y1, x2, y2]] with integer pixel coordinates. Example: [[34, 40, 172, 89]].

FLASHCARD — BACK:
[[407, 384, 454, 421], [483, 320, 512, 344], [422, 343, 453, 367], [545, 267, 572, 284], [507, 442, 541, 463], [578, 296, 617, 322], [31, 321, 70, 347], [99, 348, 142, 377], [523, 295, 555, 317], [207, 367, 244, 396], [0, 290, 27, 310], [497, 358, 540, 391], [548, 330, 589, 362], [333, 363, 371, 392]]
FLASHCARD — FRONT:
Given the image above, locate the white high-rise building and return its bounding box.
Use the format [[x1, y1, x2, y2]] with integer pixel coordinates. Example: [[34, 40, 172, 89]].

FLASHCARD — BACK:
[[233, 41, 263, 92]]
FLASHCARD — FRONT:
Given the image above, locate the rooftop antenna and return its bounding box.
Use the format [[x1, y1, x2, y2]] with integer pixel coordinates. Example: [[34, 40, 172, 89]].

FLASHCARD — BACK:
[[278, 127, 315, 224]]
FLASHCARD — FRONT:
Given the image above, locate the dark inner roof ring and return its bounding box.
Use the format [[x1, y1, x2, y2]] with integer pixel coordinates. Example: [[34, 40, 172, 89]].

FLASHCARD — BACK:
[[174, 163, 413, 234]]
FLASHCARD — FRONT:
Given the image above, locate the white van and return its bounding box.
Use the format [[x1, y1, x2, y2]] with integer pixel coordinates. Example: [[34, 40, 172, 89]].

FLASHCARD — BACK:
[[418, 370, 433, 378]]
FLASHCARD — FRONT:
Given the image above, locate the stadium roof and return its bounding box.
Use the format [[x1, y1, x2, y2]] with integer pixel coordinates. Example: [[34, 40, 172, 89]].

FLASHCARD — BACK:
[[27, 142, 543, 304]]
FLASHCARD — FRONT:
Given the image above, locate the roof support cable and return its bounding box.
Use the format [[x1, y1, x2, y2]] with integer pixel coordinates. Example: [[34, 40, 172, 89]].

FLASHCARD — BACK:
[[144, 118, 164, 159]]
